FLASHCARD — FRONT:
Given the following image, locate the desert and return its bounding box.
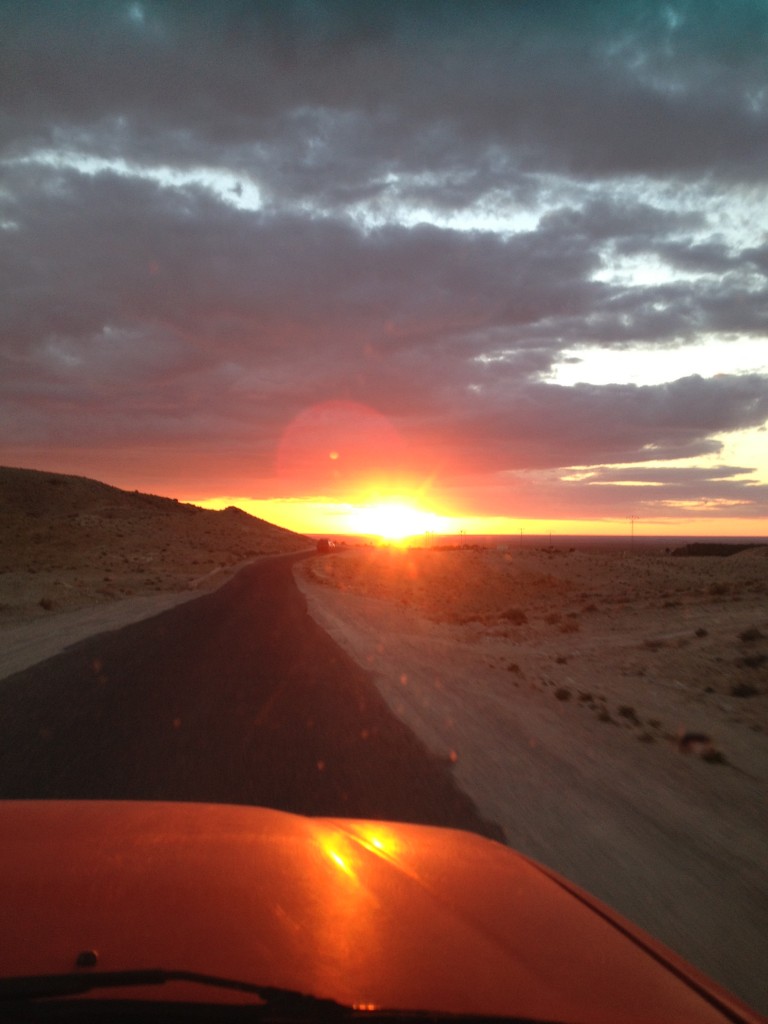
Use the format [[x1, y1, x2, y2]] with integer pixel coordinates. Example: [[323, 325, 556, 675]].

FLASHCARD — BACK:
[[0, 466, 310, 677], [1, 467, 767, 1011], [295, 542, 768, 1011]]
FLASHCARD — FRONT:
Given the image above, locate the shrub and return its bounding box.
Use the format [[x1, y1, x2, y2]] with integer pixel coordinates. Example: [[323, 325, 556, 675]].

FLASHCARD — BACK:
[[739, 626, 765, 642], [501, 607, 528, 625], [701, 748, 726, 764], [731, 682, 759, 697], [736, 654, 767, 669]]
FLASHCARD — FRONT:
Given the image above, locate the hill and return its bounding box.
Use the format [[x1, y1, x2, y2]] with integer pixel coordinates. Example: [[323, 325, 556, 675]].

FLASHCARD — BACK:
[[0, 466, 309, 622]]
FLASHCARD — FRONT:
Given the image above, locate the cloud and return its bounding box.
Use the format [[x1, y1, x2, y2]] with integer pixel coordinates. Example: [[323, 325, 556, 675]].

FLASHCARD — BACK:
[[434, 375, 768, 474], [3, 2, 767, 182], [1, 1, 767, 523]]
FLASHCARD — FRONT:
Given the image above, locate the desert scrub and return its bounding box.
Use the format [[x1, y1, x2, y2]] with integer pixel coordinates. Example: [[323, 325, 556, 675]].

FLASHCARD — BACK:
[[643, 638, 666, 651], [736, 654, 767, 669], [618, 705, 640, 724], [730, 682, 760, 697], [701, 748, 727, 764], [500, 607, 528, 625], [739, 626, 765, 642]]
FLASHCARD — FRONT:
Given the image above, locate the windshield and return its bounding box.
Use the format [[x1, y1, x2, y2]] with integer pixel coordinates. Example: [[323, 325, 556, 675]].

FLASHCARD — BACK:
[[0, 2, 766, 1021]]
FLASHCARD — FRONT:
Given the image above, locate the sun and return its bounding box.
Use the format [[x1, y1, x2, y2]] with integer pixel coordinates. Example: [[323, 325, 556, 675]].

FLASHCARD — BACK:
[[347, 501, 443, 542]]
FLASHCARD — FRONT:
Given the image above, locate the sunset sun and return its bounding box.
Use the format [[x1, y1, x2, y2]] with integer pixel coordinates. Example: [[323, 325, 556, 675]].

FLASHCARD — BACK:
[[347, 502, 444, 542]]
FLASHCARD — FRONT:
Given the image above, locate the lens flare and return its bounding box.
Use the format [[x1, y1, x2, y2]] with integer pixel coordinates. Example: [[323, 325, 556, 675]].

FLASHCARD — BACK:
[[347, 502, 445, 542]]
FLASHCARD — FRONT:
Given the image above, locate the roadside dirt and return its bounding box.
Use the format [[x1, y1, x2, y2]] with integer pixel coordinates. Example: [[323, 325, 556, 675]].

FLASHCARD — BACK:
[[295, 543, 768, 1012]]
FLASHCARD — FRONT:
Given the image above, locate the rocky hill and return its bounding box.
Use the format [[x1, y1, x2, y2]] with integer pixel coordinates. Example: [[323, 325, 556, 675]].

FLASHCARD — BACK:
[[0, 466, 309, 622]]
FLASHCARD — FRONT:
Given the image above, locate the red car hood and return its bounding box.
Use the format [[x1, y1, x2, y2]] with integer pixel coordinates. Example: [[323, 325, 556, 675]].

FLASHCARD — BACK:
[[0, 800, 760, 1023]]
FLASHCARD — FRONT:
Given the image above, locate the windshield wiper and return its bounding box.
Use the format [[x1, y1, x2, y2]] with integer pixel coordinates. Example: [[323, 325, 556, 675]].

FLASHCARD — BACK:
[[0, 971, 566, 1024], [0, 970, 345, 1014]]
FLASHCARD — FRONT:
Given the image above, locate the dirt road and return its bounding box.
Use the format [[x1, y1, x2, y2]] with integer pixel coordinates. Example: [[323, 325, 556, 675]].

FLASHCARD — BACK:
[[0, 554, 497, 837]]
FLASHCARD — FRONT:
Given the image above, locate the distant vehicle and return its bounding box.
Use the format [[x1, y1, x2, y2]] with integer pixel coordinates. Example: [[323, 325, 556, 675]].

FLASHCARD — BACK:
[[0, 800, 761, 1023], [316, 538, 336, 553]]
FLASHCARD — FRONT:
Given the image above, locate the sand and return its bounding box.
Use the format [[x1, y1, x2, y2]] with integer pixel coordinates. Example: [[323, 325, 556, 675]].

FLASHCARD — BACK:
[[294, 542, 768, 1011], [296, 542, 768, 752]]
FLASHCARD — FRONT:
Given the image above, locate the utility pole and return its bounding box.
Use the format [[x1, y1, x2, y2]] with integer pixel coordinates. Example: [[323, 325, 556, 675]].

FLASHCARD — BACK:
[[629, 515, 637, 546]]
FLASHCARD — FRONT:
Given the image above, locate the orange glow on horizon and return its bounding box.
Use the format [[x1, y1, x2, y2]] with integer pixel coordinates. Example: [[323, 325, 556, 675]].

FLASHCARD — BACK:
[[187, 497, 766, 541], [344, 501, 450, 542]]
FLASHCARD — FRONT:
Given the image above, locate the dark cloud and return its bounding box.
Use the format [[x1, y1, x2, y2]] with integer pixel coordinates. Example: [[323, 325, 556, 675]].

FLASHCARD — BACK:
[[1, 1, 767, 523], [433, 375, 768, 473], [3, 1, 767, 183]]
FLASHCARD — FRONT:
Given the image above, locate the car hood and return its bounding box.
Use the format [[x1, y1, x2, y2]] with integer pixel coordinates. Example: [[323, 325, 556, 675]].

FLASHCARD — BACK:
[[0, 800, 759, 1023]]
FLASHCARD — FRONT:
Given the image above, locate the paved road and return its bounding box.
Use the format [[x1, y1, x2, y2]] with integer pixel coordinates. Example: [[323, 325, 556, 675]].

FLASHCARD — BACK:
[[0, 555, 500, 838]]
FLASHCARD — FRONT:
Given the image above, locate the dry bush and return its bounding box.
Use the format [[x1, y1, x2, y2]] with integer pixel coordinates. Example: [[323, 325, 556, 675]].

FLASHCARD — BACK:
[[618, 705, 639, 723], [739, 626, 765, 642], [701, 748, 727, 764], [500, 607, 528, 625], [736, 654, 767, 669], [643, 638, 666, 651], [731, 682, 760, 697]]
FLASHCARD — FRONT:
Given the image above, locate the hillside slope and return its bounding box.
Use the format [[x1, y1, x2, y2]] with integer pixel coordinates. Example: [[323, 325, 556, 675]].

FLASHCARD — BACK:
[[0, 466, 309, 622]]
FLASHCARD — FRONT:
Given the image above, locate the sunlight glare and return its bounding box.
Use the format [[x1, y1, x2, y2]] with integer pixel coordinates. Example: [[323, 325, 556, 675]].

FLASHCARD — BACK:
[[349, 502, 445, 542]]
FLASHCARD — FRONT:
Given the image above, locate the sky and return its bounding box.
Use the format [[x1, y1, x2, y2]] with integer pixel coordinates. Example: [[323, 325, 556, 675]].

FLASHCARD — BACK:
[[2, 0, 767, 538]]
